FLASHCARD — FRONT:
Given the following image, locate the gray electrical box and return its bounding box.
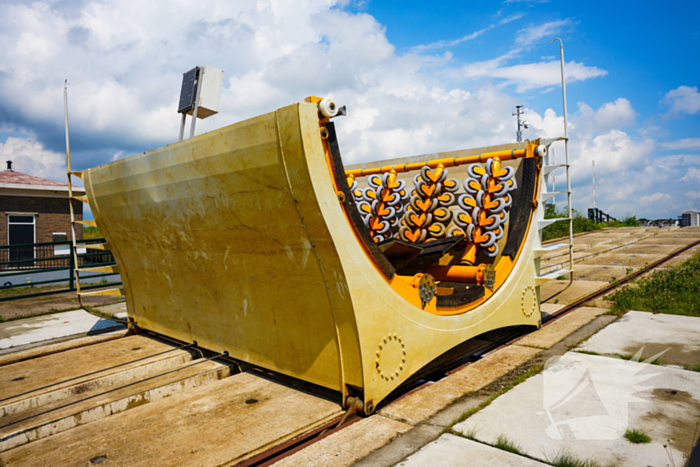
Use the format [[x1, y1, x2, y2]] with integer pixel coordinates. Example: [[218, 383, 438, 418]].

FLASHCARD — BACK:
[[177, 65, 224, 119]]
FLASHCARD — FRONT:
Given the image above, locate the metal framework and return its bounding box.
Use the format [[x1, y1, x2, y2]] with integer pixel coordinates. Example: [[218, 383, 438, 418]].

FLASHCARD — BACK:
[[63, 80, 128, 324]]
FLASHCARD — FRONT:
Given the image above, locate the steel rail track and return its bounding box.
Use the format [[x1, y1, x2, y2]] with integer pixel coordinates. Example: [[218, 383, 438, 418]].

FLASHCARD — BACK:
[[235, 237, 700, 467]]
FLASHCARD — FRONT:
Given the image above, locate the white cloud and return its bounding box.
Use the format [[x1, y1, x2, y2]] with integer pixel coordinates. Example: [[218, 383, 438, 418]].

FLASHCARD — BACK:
[[681, 167, 700, 183], [500, 13, 525, 25], [503, 0, 550, 4], [663, 86, 700, 115], [660, 138, 700, 150], [515, 19, 572, 46], [640, 192, 671, 204], [686, 191, 700, 200], [575, 98, 637, 136], [0, 0, 686, 220], [0, 137, 66, 183], [572, 129, 653, 182], [656, 154, 700, 168], [473, 59, 607, 92], [412, 25, 495, 52]]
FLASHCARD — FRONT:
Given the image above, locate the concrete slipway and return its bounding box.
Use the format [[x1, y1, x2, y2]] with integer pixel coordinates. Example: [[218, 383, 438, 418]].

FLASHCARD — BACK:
[[0, 226, 698, 466]]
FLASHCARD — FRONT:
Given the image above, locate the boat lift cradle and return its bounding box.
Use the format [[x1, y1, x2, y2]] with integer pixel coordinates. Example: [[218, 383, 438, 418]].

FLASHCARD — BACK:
[[69, 98, 567, 415]]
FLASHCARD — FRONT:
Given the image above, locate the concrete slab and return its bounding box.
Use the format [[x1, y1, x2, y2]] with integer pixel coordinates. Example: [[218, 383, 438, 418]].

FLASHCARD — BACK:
[[454, 352, 700, 466], [352, 424, 443, 467], [0, 359, 230, 452], [577, 310, 700, 366], [663, 252, 699, 269], [540, 303, 564, 316], [0, 335, 186, 402], [379, 345, 540, 426], [273, 415, 412, 467], [578, 253, 663, 268], [540, 280, 608, 305], [515, 307, 609, 350], [396, 434, 548, 467], [635, 236, 699, 246], [570, 265, 631, 282], [1, 373, 344, 467], [0, 309, 127, 350], [618, 244, 682, 255], [0, 329, 127, 366]]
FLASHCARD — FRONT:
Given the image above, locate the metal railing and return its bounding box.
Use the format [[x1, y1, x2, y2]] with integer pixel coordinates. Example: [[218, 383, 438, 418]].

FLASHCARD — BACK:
[[0, 238, 121, 301], [588, 208, 617, 225]]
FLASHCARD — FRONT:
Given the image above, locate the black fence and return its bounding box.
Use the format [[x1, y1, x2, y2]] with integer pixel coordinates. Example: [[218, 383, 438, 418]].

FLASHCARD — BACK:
[[0, 238, 121, 302], [588, 208, 617, 225]]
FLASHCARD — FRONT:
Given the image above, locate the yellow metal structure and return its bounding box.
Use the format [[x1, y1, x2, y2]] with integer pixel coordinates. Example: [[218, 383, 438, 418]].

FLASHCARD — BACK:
[[80, 101, 551, 413]]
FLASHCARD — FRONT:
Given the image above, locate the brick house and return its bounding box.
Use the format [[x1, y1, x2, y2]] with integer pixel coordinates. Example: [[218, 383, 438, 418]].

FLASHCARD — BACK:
[[0, 161, 85, 249]]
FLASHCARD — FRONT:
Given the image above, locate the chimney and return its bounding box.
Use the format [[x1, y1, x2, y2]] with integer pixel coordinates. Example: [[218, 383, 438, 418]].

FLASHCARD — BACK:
[[6, 161, 12, 171]]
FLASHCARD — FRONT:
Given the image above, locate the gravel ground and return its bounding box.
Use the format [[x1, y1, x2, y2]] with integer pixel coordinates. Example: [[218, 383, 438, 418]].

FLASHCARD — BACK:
[[0, 290, 123, 321]]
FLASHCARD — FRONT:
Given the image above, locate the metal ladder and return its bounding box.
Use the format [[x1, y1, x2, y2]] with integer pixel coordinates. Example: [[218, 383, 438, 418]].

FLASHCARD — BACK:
[[535, 137, 574, 286], [63, 81, 126, 314]]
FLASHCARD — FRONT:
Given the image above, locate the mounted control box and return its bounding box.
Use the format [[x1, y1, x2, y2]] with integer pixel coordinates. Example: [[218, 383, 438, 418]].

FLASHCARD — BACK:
[[177, 65, 224, 119]]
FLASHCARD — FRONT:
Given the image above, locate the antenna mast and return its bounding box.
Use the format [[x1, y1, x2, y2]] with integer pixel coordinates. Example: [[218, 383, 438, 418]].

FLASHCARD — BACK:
[[513, 105, 529, 142]]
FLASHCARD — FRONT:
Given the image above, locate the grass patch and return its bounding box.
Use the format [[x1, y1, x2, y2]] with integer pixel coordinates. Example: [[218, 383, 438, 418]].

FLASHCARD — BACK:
[[624, 428, 651, 444], [83, 305, 118, 320], [493, 435, 524, 455], [572, 349, 602, 356], [453, 427, 478, 441], [541, 205, 638, 242], [83, 226, 103, 239], [0, 283, 69, 297], [605, 252, 700, 316], [548, 449, 601, 467], [684, 362, 700, 372]]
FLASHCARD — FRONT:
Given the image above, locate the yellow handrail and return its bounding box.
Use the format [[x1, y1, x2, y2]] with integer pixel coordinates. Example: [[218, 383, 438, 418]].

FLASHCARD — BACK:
[[345, 148, 529, 177]]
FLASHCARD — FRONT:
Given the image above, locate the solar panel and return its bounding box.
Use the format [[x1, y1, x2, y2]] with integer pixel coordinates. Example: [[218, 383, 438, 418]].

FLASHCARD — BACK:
[[178, 67, 198, 113]]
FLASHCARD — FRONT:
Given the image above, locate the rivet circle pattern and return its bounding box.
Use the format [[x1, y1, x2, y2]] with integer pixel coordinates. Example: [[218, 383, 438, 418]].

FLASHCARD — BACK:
[[521, 285, 537, 318], [375, 334, 406, 381]]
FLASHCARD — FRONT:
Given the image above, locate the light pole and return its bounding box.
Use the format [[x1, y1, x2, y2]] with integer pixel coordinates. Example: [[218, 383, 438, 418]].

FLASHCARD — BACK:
[[551, 37, 574, 278], [513, 105, 529, 142]]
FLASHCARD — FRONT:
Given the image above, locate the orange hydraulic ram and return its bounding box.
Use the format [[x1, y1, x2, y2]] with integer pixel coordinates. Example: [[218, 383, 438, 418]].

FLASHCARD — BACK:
[[345, 148, 529, 177]]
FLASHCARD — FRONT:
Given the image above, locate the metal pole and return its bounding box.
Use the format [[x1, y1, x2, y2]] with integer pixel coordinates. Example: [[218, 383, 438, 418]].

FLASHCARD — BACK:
[[552, 37, 574, 276], [178, 112, 186, 142], [189, 67, 203, 139], [592, 159, 596, 209], [513, 105, 523, 142], [552, 148, 556, 201], [69, 248, 74, 291]]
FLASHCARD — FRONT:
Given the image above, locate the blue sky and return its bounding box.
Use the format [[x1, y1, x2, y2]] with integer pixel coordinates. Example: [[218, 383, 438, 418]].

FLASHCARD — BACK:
[[0, 0, 698, 220]]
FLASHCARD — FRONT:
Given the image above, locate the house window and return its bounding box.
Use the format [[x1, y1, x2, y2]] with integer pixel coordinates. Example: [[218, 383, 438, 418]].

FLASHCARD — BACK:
[[8, 215, 36, 264]]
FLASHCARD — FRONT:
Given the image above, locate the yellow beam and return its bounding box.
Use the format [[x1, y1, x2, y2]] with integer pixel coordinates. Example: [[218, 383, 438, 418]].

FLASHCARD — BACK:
[[75, 220, 97, 227], [345, 148, 528, 177], [79, 287, 124, 298]]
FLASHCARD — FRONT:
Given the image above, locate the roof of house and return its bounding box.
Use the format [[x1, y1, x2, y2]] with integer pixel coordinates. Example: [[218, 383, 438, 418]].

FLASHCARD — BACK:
[[0, 169, 85, 194], [0, 169, 68, 188], [682, 210, 700, 215]]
